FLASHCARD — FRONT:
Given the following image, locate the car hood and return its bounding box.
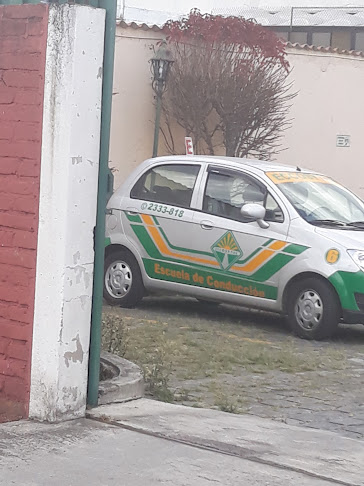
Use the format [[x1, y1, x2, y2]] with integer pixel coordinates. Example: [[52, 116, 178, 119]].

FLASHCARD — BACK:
[[314, 226, 364, 250]]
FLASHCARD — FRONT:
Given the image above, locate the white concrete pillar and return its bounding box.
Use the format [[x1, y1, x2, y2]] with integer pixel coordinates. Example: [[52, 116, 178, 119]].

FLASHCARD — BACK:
[[29, 4, 106, 421]]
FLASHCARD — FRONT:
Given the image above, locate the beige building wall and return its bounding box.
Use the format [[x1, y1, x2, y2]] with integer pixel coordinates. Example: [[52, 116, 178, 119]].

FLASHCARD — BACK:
[[110, 25, 164, 188], [280, 47, 364, 198], [110, 26, 364, 199]]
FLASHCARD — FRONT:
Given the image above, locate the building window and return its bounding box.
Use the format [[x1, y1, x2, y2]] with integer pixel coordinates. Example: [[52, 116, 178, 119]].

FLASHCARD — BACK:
[[275, 31, 289, 41], [355, 32, 364, 51], [312, 32, 331, 47], [289, 31, 308, 44], [331, 31, 351, 51]]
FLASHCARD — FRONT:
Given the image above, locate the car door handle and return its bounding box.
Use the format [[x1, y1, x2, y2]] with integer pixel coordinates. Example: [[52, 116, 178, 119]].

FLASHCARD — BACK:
[[200, 220, 214, 230]]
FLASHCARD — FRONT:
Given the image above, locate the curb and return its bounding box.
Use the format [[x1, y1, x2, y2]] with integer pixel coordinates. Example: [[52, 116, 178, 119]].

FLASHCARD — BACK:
[[98, 352, 144, 405]]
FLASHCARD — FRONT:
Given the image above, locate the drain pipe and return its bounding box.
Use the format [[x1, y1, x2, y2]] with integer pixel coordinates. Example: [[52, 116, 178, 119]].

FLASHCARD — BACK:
[[87, 0, 117, 408]]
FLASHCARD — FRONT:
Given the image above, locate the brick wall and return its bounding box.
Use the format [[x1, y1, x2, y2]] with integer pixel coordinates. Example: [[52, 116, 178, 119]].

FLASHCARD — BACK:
[[0, 4, 48, 423]]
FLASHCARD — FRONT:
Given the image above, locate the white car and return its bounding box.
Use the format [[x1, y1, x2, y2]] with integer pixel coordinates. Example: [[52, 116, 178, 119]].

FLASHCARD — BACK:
[[104, 156, 364, 340]]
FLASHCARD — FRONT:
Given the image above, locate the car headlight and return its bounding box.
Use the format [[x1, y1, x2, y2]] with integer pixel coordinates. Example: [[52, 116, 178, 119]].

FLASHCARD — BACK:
[[347, 250, 364, 271]]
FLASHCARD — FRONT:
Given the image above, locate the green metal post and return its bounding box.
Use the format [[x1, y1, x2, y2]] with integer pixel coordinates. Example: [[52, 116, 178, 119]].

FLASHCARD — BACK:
[[87, 0, 117, 407], [152, 90, 162, 158]]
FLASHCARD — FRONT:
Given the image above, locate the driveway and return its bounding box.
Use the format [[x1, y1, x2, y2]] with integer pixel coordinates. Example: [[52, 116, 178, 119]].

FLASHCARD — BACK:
[[103, 296, 364, 439]]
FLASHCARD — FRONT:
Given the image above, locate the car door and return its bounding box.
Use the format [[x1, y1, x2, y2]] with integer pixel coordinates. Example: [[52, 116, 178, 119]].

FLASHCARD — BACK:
[[189, 165, 291, 307], [123, 161, 205, 284]]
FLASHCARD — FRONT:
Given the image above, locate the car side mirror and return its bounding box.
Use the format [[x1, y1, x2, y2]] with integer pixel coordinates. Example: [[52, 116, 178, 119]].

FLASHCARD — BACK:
[[241, 203, 270, 229]]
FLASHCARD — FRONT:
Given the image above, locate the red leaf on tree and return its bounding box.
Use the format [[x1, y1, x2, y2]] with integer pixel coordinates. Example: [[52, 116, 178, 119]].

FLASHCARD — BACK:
[[163, 9, 289, 70]]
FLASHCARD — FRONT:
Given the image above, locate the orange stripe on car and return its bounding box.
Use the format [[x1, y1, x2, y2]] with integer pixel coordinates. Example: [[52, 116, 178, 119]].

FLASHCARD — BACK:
[[232, 241, 286, 273], [232, 249, 273, 273], [269, 240, 286, 251], [141, 214, 219, 267]]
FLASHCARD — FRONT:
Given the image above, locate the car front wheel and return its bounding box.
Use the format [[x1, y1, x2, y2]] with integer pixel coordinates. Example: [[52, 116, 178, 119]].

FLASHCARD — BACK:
[[286, 277, 340, 340], [103, 249, 144, 307]]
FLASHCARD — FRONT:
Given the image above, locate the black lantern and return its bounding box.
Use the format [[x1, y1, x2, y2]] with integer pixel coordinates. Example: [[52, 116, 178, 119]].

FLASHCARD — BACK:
[[150, 41, 174, 157]]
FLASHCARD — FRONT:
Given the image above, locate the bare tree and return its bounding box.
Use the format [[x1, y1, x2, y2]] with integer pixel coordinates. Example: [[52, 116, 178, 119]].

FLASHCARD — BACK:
[[161, 10, 296, 159]]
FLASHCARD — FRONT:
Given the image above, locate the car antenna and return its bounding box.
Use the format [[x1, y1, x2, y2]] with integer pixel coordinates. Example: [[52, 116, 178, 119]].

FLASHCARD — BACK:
[[296, 166, 302, 172]]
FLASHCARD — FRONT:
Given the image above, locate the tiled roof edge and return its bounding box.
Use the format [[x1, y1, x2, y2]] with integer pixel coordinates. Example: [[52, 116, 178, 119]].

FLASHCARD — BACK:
[[117, 20, 163, 32], [285, 41, 364, 58]]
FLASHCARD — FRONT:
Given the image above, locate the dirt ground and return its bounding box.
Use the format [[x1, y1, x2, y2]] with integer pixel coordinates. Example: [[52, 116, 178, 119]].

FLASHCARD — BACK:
[[102, 296, 364, 440]]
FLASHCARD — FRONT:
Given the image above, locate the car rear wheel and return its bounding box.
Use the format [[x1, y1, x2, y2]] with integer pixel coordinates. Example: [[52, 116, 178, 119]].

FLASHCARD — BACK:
[[104, 249, 144, 307], [286, 277, 340, 340]]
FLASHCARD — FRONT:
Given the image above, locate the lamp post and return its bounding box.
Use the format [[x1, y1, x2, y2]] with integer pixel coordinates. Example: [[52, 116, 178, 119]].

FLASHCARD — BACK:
[[150, 40, 174, 158]]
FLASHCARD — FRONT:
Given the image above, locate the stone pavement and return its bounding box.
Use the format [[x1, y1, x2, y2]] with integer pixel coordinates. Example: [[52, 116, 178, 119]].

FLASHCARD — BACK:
[[1, 399, 364, 485], [88, 399, 364, 486]]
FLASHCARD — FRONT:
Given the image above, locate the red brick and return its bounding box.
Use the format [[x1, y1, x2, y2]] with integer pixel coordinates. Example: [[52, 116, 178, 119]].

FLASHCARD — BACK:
[[0, 103, 42, 122], [0, 375, 5, 392], [14, 122, 42, 143], [0, 193, 14, 211], [27, 19, 45, 37], [0, 124, 14, 141], [2, 71, 41, 89], [0, 35, 43, 54], [0, 228, 14, 246], [0, 358, 10, 375], [14, 90, 42, 106], [3, 4, 47, 20], [9, 360, 27, 380], [12, 229, 37, 249], [0, 356, 26, 377], [0, 140, 41, 159], [0, 397, 27, 422], [3, 376, 29, 402], [11, 195, 38, 214], [0, 264, 32, 287], [0, 303, 32, 325], [0, 91, 15, 105], [0, 338, 10, 356], [0, 246, 36, 269], [0, 158, 19, 175], [0, 54, 41, 71], [0, 211, 37, 232], [0, 176, 38, 195], [0, 19, 26, 36], [0, 283, 33, 306], [0, 318, 31, 340], [17, 160, 40, 177], [0, 3, 47, 421], [7, 340, 28, 361]]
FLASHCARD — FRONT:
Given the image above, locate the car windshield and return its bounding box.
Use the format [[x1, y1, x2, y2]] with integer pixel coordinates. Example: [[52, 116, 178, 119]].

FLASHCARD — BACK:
[[266, 171, 364, 226]]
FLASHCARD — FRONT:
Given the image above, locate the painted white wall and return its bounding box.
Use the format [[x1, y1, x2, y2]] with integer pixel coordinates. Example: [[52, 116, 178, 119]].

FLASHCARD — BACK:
[[29, 4, 105, 422]]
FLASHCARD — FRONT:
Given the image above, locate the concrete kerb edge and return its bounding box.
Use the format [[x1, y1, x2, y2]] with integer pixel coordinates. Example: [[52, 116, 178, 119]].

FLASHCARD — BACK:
[[98, 352, 144, 405]]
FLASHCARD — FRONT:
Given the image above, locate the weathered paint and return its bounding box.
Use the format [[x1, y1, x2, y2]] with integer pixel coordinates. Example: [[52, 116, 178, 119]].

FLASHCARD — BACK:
[[29, 4, 105, 422]]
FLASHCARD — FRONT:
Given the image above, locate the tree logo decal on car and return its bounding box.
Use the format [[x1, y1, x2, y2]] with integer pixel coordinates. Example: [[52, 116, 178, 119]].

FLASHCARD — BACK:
[[212, 231, 243, 271]]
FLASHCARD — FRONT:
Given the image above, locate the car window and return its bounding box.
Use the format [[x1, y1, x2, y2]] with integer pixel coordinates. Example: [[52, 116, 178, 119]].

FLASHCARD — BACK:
[[265, 193, 284, 223], [269, 173, 364, 224], [131, 164, 200, 208], [203, 169, 284, 223]]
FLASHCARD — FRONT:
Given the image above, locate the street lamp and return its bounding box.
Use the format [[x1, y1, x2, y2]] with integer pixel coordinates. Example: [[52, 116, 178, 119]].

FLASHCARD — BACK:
[[150, 40, 174, 158]]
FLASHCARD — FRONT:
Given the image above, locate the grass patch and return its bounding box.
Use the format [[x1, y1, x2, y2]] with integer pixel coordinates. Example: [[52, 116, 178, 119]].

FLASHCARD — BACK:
[[102, 304, 348, 411]]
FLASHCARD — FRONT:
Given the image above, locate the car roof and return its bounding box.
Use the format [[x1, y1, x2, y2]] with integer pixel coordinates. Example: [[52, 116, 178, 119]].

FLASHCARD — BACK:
[[151, 155, 314, 174]]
